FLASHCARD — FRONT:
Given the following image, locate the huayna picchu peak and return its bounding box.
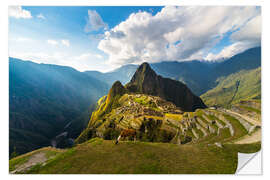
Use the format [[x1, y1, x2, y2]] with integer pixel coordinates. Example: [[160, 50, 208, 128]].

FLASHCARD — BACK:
[[126, 62, 207, 111]]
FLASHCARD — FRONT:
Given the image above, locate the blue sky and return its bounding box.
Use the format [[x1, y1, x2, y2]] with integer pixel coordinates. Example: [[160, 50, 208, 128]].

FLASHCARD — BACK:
[[9, 6, 261, 72]]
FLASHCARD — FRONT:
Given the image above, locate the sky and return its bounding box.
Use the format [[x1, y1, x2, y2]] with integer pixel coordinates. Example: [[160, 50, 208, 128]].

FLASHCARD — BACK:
[[9, 6, 261, 72]]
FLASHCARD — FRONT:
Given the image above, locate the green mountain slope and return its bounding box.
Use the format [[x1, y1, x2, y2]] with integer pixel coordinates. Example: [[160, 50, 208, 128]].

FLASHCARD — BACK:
[[201, 67, 261, 107]]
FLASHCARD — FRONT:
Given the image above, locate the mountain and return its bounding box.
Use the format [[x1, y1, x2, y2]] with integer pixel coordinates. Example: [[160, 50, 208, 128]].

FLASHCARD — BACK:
[[76, 63, 206, 144], [83, 47, 261, 96], [125, 63, 207, 111], [84, 64, 138, 86], [9, 58, 109, 155], [201, 67, 261, 107], [212, 47, 261, 78]]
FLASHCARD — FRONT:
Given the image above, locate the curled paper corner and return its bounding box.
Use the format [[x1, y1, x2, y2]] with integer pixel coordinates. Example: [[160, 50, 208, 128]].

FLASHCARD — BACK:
[[236, 151, 262, 174]]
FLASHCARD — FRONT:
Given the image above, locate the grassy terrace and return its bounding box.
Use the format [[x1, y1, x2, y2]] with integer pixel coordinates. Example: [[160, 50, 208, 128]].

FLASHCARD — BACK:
[[238, 105, 261, 114], [221, 113, 248, 143], [165, 113, 183, 121], [12, 138, 260, 174]]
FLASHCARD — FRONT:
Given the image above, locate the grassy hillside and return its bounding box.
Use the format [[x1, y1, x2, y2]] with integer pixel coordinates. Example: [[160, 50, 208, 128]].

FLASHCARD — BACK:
[[10, 138, 261, 174], [201, 67, 261, 107]]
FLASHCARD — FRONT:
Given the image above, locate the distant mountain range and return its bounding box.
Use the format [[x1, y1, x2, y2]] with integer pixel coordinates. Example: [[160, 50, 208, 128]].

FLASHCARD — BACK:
[[9, 46, 261, 156], [86, 47, 261, 96]]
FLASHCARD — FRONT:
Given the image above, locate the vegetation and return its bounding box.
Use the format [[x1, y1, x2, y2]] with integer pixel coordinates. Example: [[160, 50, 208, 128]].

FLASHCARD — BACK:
[[9, 58, 109, 155], [10, 139, 261, 174], [201, 67, 261, 107]]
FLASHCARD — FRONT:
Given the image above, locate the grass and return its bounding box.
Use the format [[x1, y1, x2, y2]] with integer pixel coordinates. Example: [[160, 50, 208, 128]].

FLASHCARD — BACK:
[[221, 113, 248, 142], [10, 138, 261, 174], [134, 96, 148, 105], [9, 147, 64, 172], [144, 115, 164, 120], [208, 114, 226, 126], [134, 96, 161, 112], [201, 67, 261, 107], [165, 113, 183, 121], [239, 105, 261, 114], [9, 155, 30, 172]]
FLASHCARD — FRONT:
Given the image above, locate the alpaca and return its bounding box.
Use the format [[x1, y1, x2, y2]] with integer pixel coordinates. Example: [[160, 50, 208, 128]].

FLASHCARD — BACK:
[[115, 129, 136, 144]]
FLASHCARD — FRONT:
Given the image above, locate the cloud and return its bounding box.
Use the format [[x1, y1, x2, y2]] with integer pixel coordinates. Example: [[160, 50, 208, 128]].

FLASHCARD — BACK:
[[205, 42, 249, 61], [97, 6, 261, 66], [47, 39, 70, 47], [61, 40, 70, 47], [37, 13, 46, 19], [206, 14, 261, 61], [94, 54, 103, 59], [9, 6, 32, 19], [10, 37, 32, 42], [47, 39, 58, 46], [10, 51, 108, 72], [84, 10, 108, 32], [9, 52, 66, 65], [231, 14, 261, 46], [75, 53, 103, 61]]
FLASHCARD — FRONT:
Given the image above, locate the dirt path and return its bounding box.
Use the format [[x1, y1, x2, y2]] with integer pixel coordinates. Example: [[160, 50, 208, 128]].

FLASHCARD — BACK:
[[234, 129, 261, 144], [222, 109, 261, 126], [11, 152, 47, 173]]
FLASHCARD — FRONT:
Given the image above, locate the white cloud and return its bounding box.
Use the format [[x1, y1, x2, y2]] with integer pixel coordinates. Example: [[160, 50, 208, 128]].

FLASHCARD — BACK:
[[9, 6, 32, 19], [10, 52, 66, 65], [10, 37, 32, 42], [37, 13, 46, 19], [94, 54, 103, 59], [10, 51, 109, 72], [231, 14, 261, 46], [47, 39, 58, 46], [206, 14, 261, 61], [205, 42, 248, 61], [61, 40, 70, 47], [98, 6, 261, 66], [84, 10, 108, 32], [74, 53, 103, 61], [47, 39, 70, 47]]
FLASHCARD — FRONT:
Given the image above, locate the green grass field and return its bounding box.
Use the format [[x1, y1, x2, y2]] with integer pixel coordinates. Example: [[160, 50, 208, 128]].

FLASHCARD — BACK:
[[10, 138, 261, 174]]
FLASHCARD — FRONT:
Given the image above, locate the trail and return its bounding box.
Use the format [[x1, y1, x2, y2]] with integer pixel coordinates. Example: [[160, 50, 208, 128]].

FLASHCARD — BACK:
[[228, 80, 240, 105], [11, 152, 47, 174]]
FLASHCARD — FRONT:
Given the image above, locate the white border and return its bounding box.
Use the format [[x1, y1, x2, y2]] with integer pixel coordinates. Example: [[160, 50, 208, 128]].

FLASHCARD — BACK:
[[1, 0, 269, 180]]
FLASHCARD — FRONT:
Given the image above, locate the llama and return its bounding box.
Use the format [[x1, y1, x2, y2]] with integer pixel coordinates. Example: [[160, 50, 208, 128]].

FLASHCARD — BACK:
[[115, 129, 136, 144]]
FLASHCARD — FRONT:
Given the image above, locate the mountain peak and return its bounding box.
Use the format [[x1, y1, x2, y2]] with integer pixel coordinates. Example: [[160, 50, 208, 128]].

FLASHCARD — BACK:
[[138, 62, 151, 71], [126, 62, 207, 111], [108, 81, 126, 98], [128, 62, 157, 85]]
